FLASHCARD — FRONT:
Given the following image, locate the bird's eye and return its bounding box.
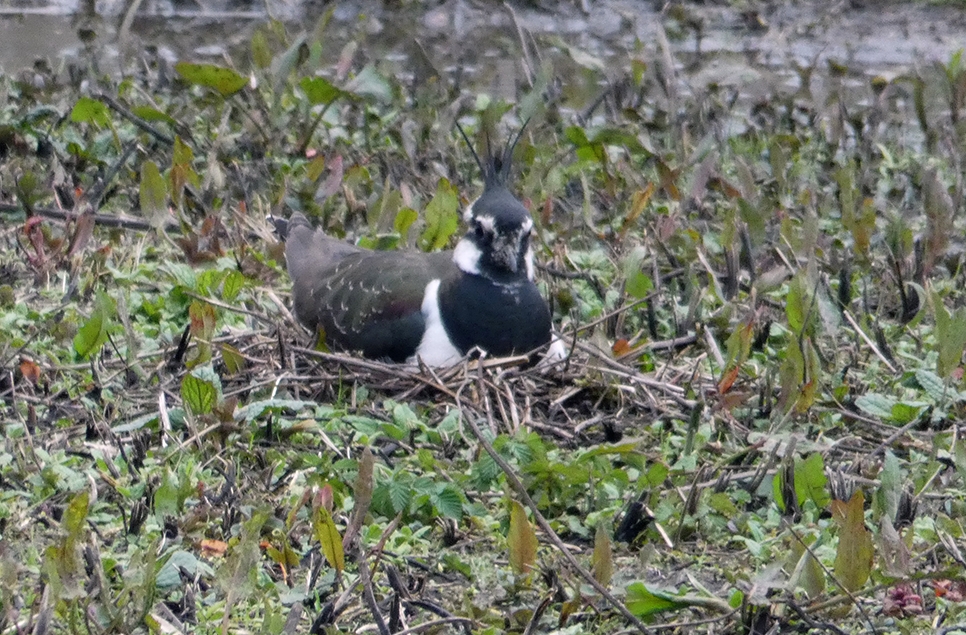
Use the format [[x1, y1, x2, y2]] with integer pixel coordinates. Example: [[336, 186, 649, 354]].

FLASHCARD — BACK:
[[473, 223, 486, 238]]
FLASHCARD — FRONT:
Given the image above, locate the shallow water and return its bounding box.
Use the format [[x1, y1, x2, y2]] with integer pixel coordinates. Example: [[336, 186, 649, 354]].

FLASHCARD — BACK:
[[1, 0, 964, 119]]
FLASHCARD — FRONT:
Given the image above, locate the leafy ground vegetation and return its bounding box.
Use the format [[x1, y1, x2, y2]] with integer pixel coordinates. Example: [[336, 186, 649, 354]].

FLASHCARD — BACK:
[[3, 6, 966, 634]]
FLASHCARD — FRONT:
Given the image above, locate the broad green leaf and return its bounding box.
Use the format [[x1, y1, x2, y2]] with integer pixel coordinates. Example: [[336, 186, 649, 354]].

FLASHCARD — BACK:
[[788, 541, 826, 599], [831, 491, 873, 592], [432, 485, 463, 521], [916, 368, 947, 401], [507, 500, 538, 576], [154, 469, 180, 516], [854, 393, 895, 420], [175, 62, 247, 97], [220, 343, 246, 375], [63, 490, 89, 550], [181, 371, 217, 415], [216, 511, 268, 604], [73, 290, 116, 359], [954, 441, 966, 485], [139, 160, 168, 228], [271, 36, 309, 91], [592, 524, 613, 586], [387, 479, 411, 513], [70, 97, 111, 126], [300, 76, 344, 105], [890, 401, 927, 425], [933, 289, 966, 378], [795, 453, 830, 509], [646, 462, 669, 487], [874, 451, 902, 524], [625, 582, 688, 617], [785, 274, 811, 336], [131, 106, 177, 127], [221, 270, 245, 302], [777, 337, 804, 413], [157, 550, 210, 589], [394, 208, 418, 240], [313, 507, 344, 574], [306, 155, 326, 183], [344, 64, 391, 102], [250, 30, 272, 69], [419, 179, 459, 252], [708, 491, 739, 517], [170, 136, 199, 207], [623, 246, 653, 299]]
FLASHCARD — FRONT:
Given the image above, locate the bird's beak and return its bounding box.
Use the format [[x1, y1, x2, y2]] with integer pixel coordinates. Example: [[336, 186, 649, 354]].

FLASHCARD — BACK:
[[491, 232, 524, 273]]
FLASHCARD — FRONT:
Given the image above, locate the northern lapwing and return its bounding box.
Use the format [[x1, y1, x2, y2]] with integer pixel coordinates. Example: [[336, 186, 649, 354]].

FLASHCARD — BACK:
[[274, 126, 562, 367]]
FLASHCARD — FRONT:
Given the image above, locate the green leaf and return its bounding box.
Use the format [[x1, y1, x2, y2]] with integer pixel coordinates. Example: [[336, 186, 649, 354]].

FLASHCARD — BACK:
[[181, 371, 218, 415], [432, 485, 463, 521], [795, 453, 830, 509], [131, 106, 177, 127], [139, 160, 168, 229], [313, 507, 345, 574], [854, 393, 895, 420], [419, 179, 459, 252], [270, 36, 309, 91], [625, 582, 688, 617], [63, 490, 89, 548], [916, 368, 947, 401], [344, 64, 392, 102], [875, 451, 902, 524], [154, 469, 181, 516], [250, 30, 272, 69], [306, 155, 326, 183], [393, 207, 419, 240], [788, 541, 826, 599], [174, 62, 247, 97], [507, 500, 538, 576], [70, 97, 111, 127], [933, 289, 966, 378], [592, 524, 613, 586], [220, 343, 246, 375], [221, 270, 245, 302], [73, 290, 116, 359], [645, 462, 669, 487], [170, 136, 199, 207], [300, 76, 344, 105], [623, 246, 653, 299], [157, 550, 208, 589], [831, 490, 873, 592], [387, 479, 411, 514], [890, 401, 926, 425]]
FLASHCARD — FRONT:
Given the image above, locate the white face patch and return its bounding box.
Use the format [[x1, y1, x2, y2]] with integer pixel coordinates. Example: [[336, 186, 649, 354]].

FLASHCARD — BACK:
[[411, 279, 462, 367], [452, 238, 482, 274], [475, 215, 496, 233], [525, 246, 534, 280]]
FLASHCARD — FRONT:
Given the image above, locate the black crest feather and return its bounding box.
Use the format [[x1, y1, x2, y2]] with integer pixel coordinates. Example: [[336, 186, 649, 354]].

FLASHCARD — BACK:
[[456, 118, 530, 188]]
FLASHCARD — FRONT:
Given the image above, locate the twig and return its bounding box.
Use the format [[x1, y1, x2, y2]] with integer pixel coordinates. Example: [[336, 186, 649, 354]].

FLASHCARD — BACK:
[[842, 309, 898, 374], [0, 201, 180, 232], [97, 91, 175, 145], [356, 543, 391, 635]]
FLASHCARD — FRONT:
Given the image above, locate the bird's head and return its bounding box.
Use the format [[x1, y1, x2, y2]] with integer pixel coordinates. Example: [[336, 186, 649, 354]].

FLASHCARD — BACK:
[[452, 122, 535, 282]]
